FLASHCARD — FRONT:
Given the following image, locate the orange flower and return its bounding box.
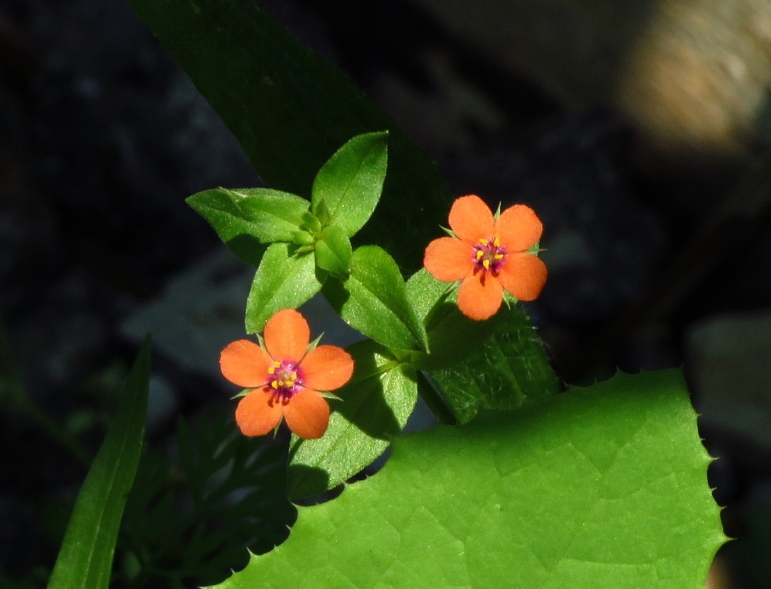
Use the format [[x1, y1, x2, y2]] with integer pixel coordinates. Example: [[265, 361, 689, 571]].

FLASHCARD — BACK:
[[220, 309, 354, 439], [423, 195, 547, 321]]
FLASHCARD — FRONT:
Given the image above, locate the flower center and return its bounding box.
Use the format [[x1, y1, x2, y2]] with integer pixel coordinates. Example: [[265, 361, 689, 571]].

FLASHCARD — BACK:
[[266, 360, 304, 402], [473, 236, 507, 275]]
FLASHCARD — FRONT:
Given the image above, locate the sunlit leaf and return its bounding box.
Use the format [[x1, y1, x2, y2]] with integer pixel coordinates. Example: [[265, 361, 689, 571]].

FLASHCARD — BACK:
[[212, 370, 726, 589]]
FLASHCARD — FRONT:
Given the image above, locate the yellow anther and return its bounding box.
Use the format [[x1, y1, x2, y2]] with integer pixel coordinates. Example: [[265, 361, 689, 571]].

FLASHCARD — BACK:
[[273, 361, 281, 367], [493, 236, 500, 247], [479, 238, 488, 246], [291, 372, 297, 380], [482, 259, 491, 270], [476, 250, 484, 260], [494, 254, 504, 260], [267, 367, 275, 374], [271, 381, 278, 389]]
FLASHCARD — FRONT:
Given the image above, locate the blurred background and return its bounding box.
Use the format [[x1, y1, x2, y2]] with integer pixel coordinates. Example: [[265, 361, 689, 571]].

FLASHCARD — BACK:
[[2, 0, 771, 586]]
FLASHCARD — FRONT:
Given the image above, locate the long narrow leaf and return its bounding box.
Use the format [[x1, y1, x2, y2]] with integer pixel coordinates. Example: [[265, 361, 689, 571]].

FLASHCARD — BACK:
[[48, 336, 151, 589]]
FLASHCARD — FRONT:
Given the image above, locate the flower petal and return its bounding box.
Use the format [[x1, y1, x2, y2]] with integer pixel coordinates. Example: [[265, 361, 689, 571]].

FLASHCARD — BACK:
[[496, 204, 543, 252], [234, 389, 284, 437], [264, 308, 310, 362], [448, 195, 495, 243], [457, 271, 504, 321], [301, 345, 354, 391], [424, 237, 473, 282], [220, 339, 271, 387], [283, 389, 330, 439], [498, 252, 548, 301]]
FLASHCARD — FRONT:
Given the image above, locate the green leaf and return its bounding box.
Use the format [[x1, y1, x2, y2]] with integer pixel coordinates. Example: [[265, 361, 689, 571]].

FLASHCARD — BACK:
[[323, 246, 428, 352], [211, 370, 726, 589], [427, 307, 561, 424], [314, 225, 352, 278], [407, 269, 503, 369], [245, 243, 324, 334], [48, 336, 151, 589], [124, 0, 449, 272], [186, 188, 310, 267], [288, 340, 417, 500], [311, 131, 388, 237]]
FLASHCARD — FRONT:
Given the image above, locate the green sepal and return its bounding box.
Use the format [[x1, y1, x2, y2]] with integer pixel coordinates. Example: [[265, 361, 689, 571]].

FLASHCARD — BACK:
[[311, 131, 388, 238], [322, 246, 428, 352], [186, 187, 310, 267], [287, 339, 417, 500], [314, 225, 353, 278], [245, 243, 324, 334], [312, 199, 331, 228]]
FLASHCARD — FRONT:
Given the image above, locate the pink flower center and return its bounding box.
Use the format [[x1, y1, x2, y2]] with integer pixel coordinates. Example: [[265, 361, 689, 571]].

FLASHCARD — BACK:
[[472, 236, 507, 275], [266, 360, 304, 403]]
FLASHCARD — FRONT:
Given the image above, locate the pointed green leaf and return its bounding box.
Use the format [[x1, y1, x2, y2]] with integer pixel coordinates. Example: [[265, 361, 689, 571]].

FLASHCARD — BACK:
[[212, 370, 726, 589], [323, 246, 428, 351], [124, 0, 449, 272], [311, 131, 388, 237], [187, 188, 310, 267], [427, 307, 560, 424], [405, 268, 559, 423], [48, 336, 151, 589], [407, 268, 502, 368], [245, 243, 324, 334], [288, 340, 416, 500], [314, 225, 352, 278]]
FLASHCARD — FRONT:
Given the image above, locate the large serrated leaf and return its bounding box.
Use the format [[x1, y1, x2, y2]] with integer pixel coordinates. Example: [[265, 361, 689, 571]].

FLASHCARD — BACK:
[[211, 369, 726, 589], [48, 336, 151, 589], [288, 340, 417, 500]]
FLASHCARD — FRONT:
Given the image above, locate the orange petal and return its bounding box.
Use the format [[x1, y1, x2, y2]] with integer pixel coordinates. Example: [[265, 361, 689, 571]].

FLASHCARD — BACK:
[[301, 345, 354, 391], [283, 389, 330, 439], [457, 271, 504, 321], [220, 340, 271, 387], [264, 308, 310, 362], [498, 253, 547, 301], [234, 389, 284, 437], [424, 237, 473, 282], [448, 195, 495, 243], [496, 204, 543, 252]]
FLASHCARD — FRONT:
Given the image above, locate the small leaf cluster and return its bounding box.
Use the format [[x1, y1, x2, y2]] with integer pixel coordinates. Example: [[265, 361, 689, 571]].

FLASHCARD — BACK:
[[189, 131, 559, 498]]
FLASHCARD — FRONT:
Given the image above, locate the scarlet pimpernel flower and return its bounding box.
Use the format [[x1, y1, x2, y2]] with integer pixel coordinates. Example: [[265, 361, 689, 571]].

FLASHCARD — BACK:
[[423, 194, 547, 321], [220, 309, 354, 439]]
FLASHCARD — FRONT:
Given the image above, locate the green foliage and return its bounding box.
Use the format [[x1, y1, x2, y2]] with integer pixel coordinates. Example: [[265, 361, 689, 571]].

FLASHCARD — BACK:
[[311, 131, 389, 237], [48, 336, 151, 589], [117, 413, 295, 588], [212, 370, 725, 589], [314, 225, 353, 277], [428, 308, 561, 424], [244, 243, 323, 334], [323, 246, 429, 352], [186, 188, 310, 267], [287, 340, 418, 500]]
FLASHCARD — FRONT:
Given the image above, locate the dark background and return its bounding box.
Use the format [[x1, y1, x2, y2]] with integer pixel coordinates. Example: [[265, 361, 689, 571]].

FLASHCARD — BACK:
[[2, 0, 771, 586]]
